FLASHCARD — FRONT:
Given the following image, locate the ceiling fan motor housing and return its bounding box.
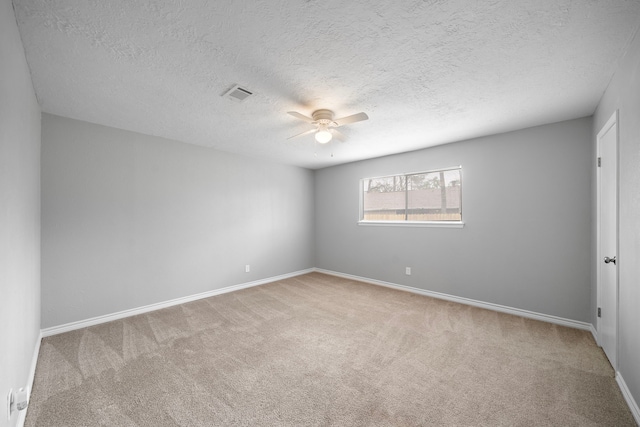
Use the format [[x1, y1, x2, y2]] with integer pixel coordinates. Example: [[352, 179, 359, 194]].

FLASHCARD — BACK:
[[312, 109, 336, 126]]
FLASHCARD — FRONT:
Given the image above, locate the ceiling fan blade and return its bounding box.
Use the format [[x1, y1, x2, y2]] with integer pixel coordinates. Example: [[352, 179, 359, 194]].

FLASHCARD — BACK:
[[287, 111, 315, 123], [334, 112, 369, 127], [331, 129, 348, 142], [287, 128, 317, 140]]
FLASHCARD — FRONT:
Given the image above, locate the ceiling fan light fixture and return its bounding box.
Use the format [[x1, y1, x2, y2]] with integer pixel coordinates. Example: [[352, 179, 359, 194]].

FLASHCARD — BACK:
[[315, 128, 332, 144], [288, 109, 368, 145]]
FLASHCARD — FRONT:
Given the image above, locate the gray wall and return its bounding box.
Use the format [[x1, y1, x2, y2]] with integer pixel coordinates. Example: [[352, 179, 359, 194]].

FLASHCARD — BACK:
[[0, 0, 41, 425], [41, 114, 315, 328], [594, 27, 640, 410], [315, 117, 592, 322]]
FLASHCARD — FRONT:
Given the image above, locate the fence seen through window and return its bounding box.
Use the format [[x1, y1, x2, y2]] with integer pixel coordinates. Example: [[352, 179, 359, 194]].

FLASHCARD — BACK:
[[361, 168, 462, 222]]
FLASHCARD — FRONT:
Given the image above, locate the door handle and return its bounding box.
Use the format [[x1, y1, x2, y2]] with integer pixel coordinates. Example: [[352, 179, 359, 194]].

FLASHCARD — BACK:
[[604, 256, 616, 265]]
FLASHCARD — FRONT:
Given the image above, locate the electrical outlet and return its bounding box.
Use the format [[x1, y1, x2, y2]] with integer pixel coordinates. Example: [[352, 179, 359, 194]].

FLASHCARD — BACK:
[[15, 388, 28, 411], [405, 267, 411, 275], [245, 265, 250, 273], [7, 389, 13, 421]]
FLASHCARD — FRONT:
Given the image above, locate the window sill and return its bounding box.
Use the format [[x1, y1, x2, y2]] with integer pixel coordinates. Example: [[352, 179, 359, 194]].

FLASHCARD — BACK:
[[357, 220, 465, 228]]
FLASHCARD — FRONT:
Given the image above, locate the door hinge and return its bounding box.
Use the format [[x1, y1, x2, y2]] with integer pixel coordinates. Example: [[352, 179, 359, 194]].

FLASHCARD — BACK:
[[597, 157, 601, 167], [598, 307, 601, 318]]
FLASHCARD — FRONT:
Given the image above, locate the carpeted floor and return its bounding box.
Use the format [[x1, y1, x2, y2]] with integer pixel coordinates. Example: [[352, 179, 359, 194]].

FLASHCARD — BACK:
[[26, 272, 635, 426]]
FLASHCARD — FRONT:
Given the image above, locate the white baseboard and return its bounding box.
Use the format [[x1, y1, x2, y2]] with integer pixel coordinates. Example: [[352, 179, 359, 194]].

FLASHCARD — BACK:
[[589, 324, 598, 344], [41, 269, 314, 337], [41, 266, 596, 338], [314, 268, 594, 332], [18, 330, 42, 427], [617, 372, 640, 425]]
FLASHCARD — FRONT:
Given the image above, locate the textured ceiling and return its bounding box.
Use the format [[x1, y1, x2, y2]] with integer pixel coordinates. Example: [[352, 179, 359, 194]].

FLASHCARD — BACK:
[[13, 0, 640, 169]]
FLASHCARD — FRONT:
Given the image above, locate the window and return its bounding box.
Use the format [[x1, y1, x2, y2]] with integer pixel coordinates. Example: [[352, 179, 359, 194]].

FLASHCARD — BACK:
[[360, 167, 462, 226]]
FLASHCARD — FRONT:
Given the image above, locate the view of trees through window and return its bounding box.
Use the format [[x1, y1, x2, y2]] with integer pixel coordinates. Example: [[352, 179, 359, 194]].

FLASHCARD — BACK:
[[361, 168, 462, 222]]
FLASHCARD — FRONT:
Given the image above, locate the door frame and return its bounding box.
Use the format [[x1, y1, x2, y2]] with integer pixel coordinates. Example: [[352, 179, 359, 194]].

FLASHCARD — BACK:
[[596, 109, 619, 369]]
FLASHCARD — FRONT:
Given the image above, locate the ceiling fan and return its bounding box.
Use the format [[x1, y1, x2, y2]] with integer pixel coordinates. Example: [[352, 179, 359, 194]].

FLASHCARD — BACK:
[[287, 109, 369, 144]]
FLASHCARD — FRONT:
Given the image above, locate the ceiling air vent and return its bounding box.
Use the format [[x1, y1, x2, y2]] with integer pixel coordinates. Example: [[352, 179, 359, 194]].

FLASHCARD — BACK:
[[222, 84, 253, 102]]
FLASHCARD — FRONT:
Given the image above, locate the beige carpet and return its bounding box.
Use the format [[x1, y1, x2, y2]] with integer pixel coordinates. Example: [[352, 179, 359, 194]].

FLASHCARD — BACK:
[[26, 272, 635, 426]]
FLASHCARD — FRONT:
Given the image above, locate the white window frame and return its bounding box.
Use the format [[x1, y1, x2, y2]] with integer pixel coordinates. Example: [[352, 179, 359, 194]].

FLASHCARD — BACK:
[[358, 166, 464, 228]]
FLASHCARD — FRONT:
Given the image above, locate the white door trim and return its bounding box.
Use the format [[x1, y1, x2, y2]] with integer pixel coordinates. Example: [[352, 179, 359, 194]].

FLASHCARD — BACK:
[[596, 110, 618, 369]]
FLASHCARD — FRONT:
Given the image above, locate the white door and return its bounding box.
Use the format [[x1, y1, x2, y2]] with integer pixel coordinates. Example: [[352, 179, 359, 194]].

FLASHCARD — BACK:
[[597, 111, 618, 370]]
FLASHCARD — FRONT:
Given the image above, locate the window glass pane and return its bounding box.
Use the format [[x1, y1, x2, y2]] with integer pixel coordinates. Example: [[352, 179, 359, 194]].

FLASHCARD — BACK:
[[406, 169, 461, 221], [361, 168, 462, 223], [362, 176, 407, 220]]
